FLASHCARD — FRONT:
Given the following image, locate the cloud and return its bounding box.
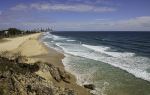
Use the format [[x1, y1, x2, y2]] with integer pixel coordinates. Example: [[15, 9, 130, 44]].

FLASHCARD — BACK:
[[1, 2, 150, 31], [116, 16, 150, 27], [31, 3, 116, 12], [6, 16, 149, 31], [10, 3, 116, 12], [10, 4, 28, 11], [0, 11, 2, 15], [66, 0, 112, 5], [50, 16, 150, 31]]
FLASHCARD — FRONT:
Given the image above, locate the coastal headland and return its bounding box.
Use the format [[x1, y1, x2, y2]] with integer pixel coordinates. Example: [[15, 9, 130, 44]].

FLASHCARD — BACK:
[[0, 33, 90, 95]]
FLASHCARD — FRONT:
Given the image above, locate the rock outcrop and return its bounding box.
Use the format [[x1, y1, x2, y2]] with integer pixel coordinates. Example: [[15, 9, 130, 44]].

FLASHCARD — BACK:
[[83, 84, 95, 90], [0, 55, 76, 95]]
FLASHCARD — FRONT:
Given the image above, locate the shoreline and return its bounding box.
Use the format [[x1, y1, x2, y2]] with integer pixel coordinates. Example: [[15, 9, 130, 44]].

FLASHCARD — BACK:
[[39, 33, 91, 95], [0, 33, 90, 95]]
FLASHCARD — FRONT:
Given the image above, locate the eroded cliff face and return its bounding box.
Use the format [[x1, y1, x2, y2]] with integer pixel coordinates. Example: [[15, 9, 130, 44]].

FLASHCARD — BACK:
[[0, 55, 76, 95]]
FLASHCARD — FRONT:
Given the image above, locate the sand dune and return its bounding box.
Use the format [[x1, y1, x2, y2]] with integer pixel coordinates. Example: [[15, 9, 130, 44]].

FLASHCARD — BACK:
[[0, 34, 40, 51]]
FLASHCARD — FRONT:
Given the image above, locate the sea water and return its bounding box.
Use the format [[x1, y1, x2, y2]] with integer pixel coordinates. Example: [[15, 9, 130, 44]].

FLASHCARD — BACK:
[[41, 32, 150, 95]]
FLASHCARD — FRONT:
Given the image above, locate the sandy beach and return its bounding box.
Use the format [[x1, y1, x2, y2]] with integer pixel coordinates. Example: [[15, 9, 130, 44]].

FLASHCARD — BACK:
[[0, 33, 90, 95]]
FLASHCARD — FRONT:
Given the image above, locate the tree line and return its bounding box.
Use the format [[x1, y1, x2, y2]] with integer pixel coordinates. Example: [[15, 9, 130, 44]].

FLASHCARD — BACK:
[[0, 28, 45, 38]]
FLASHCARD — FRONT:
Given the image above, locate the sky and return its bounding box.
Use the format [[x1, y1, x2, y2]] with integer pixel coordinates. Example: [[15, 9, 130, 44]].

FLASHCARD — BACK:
[[0, 0, 150, 31]]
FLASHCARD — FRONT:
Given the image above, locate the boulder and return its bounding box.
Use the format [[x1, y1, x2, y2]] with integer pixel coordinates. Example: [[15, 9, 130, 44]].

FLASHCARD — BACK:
[[47, 64, 62, 82], [83, 84, 95, 90], [58, 68, 71, 83]]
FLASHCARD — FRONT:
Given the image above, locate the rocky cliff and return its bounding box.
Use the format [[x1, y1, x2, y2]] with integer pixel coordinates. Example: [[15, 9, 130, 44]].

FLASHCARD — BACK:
[[0, 55, 77, 95]]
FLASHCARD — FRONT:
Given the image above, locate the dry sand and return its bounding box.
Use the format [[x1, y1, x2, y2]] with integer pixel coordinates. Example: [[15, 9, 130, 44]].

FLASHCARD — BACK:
[[0, 33, 90, 95]]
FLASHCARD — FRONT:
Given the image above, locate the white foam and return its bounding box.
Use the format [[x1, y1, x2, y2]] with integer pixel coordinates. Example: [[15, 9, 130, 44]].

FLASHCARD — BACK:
[[56, 43, 150, 82], [43, 42, 49, 46], [52, 35, 68, 41], [62, 54, 110, 95], [42, 33, 150, 82], [82, 44, 135, 58], [41, 32, 54, 40], [67, 40, 76, 42]]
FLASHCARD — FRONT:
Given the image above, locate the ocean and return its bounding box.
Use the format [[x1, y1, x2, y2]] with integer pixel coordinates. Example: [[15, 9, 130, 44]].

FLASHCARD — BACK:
[[41, 32, 150, 95]]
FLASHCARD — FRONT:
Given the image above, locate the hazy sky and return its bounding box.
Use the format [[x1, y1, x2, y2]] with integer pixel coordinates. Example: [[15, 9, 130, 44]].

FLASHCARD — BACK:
[[0, 0, 150, 31]]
